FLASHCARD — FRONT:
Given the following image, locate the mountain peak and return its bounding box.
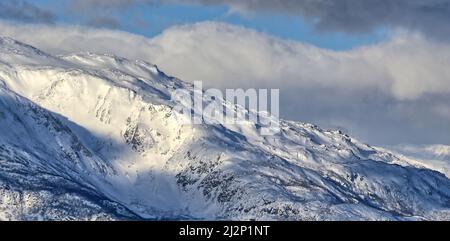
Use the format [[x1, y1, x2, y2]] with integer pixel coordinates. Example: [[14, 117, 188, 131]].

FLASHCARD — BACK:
[[0, 37, 56, 67], [61, 51, 162, 75]]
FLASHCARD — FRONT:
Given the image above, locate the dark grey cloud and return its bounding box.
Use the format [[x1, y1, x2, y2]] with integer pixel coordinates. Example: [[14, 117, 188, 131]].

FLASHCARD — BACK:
[[68, 0, 146, 11], [65, 0, 156, 29], [66, 0, 450, 39], [86, 16, 122, 29], [3, 0, 450, 38], [281, 88, 450, 146], [0, 0, 55, 23], [189, 0, 450, 38]]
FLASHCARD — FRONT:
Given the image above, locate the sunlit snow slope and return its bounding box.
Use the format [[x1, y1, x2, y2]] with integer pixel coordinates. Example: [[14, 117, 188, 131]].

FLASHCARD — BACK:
[[0, 37, 449, 220]]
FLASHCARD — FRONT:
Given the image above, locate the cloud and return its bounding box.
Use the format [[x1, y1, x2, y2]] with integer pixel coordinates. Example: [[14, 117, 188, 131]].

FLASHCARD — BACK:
[[63, 0, 450, 39], [189, 0, 450, 39], [65, 0, 154, 29], [0, 0, 55, 23], [3, 0, 450, 39], [86, 16, 122, 29], [68, 0, 149, 11], [149, 22, 450, 100], [0, 22, 152, 61], [1, 21, 449, 145], [4, 21, 450, 100]]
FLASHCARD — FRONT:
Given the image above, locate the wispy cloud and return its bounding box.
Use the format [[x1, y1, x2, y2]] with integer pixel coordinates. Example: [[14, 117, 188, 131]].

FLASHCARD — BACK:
[[0, 0, 55, 23], [190, 0, 450, 39], [86, 16, 122, 29], [4, 0, 449, 38], [60, 0, 450, 39], [68, 0, 149, 11], [64, 0, 155, 29], [3, 0, 450, 38]]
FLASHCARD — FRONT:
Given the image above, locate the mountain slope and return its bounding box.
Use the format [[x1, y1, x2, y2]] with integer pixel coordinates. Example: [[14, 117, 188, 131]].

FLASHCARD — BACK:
[[387, 145, 450, 177], [0, 84, 139, 220], [0, 37, 449, 220]]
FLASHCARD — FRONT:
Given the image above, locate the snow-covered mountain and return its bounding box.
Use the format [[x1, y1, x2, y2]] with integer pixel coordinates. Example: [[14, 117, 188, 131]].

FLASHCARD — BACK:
[[0, 37, 449, 221]]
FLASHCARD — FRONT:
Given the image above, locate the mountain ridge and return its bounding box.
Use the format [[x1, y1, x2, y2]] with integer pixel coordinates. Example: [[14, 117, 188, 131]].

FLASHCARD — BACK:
[[0, 37, 449, 220]]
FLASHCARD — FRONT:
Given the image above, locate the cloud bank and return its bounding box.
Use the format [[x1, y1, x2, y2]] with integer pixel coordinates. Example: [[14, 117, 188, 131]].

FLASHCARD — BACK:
[[60, 0, 450, 39], [0, 21, 449, 145], [193, 0, 450, 37]]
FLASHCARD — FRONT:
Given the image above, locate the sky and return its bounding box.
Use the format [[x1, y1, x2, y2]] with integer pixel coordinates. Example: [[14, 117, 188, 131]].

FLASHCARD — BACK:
[[1, 0, 450, 147], [10, 0, 389, 50]]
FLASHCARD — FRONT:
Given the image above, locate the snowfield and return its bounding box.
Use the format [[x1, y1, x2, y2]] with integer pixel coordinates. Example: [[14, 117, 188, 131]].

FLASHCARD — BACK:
[[0, 37, 449, 220]]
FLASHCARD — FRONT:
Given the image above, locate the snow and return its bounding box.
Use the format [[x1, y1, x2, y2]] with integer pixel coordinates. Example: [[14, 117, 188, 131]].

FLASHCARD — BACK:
[[381, 145, 450, 178], [0, 36, 449, 220]]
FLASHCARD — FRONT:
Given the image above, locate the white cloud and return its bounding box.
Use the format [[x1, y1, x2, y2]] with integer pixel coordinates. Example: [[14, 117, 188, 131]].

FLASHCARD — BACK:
[[1, 21, 450, 145], [148, 23, 450, 100], [2, 21, 449, 100], [0, 22, 153, 59]]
